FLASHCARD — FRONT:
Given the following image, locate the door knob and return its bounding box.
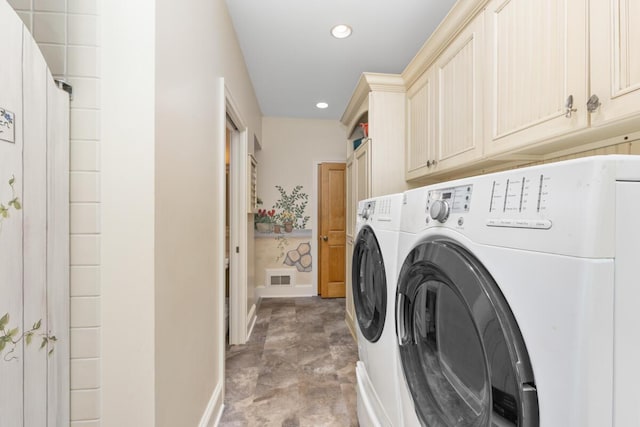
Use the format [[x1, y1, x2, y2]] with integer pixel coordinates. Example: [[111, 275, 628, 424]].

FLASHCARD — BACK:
[[322, 235, 328, 241]]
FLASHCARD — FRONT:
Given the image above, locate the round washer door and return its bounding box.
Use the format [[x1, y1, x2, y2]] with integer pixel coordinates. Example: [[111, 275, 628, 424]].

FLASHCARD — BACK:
[[352, 225, 387, 342], [396, 239, 539, 427]]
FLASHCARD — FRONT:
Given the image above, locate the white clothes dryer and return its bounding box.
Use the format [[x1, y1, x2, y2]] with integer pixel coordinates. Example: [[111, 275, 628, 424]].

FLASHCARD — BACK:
[[353, 194, 404, 427], [394, 155, 640, 427]]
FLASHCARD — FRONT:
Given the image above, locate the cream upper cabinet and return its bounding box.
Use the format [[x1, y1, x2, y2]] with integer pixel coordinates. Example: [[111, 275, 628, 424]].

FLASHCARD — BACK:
[[354, 139, 371, 203], [406, 67, 437, 180], [484, 0, 588, 156], [436, 11, 485, 169], [405, 11, 484, 180], [590, 0, 640, 127]]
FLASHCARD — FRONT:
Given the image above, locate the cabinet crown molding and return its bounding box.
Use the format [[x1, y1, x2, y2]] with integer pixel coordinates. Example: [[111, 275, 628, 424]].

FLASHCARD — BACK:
[[341, 72, 405, 128], [402, 0, 487, 88]]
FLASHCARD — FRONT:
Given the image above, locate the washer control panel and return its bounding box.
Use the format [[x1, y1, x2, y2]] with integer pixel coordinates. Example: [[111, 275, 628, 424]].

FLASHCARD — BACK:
[[426, 185, 473, 223]]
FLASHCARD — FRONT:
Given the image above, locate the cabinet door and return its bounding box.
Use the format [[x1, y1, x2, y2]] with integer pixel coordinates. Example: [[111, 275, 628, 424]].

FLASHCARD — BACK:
[[354, 140, 371, 203], [406, 67, 437, 180], [484, 0, 588, 155], [435, 11, 484, 169], [590, 0, 640, 126]]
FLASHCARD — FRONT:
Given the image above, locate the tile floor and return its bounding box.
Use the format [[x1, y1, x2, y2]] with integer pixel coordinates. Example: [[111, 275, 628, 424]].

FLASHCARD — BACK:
[[220, 297, 359, 426]]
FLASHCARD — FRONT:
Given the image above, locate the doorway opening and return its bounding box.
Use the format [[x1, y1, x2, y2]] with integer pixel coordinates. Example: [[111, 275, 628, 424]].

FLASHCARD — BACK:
[[224, 86, 256, 345]]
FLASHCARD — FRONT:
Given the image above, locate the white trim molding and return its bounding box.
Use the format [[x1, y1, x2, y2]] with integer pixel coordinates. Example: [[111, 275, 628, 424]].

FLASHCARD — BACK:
[[199, 381, 224, 427]]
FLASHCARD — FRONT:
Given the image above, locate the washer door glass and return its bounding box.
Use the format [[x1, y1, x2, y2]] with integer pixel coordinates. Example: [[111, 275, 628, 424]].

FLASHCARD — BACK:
[[352, 225, 387, 342], [396, 239, 538, 427]]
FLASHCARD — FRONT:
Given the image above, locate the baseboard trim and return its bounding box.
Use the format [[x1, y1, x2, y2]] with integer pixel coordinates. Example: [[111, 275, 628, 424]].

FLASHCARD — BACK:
[[199, 380, 224, 427], [246, 303, 257, 340], [255, 284, 315, 298]]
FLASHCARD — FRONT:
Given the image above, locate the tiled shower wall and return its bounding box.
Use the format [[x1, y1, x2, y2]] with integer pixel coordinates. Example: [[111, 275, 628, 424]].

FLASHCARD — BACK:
[[8, 0, 102, 425]]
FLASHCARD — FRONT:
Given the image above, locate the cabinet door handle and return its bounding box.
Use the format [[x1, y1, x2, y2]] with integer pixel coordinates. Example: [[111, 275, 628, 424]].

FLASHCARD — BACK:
[[322, 235, 328, 241], [587, 94, 601, 113], [565, 95, 577, 118]]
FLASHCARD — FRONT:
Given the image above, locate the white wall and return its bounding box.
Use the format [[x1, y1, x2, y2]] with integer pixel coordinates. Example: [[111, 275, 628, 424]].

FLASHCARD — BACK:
[[103, 0, 262, 426], [101, 0, 156, 426], [256, 117, 345, 295]]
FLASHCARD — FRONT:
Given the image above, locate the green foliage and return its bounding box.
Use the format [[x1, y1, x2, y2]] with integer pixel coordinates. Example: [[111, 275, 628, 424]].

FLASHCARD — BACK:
[[272, 185, 310, 229], [0, 176, 56, 362], [0, 313, 56, 362]]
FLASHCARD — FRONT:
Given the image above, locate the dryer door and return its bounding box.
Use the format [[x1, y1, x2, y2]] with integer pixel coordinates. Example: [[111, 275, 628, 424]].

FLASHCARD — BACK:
[[396, 239, 538, 427], [352, 225, 387, 342]]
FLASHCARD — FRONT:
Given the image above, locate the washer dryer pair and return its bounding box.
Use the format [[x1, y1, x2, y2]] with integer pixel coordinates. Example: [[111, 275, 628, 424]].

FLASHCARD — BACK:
[[352, 194, 404, 427], [355, 156, 640, 427]]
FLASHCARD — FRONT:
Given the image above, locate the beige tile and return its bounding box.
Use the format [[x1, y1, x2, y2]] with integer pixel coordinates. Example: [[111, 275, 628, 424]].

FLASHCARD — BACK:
[[68, 0, 97, 15], [16, 11, 32, 31], [71, 234, 101, 265], [71, 327, 101, 358], [70, 203, 101, 234], [70, 296, 101, 327], [68, 45, 99, 77], [33, 12, 66, 44], [70, 389, 101, 420], [7, 0, 31, 11], [70, 171, 100, 202], [70, 140, 100, 171], [34, 0, 65, 12], [71, 358, 101, 389], [71, 265, 101, 297], [68, 14, 99, 46], [71, 109, 100, 140], [38, 43, 66, 75], [69, 77, 100, 109]]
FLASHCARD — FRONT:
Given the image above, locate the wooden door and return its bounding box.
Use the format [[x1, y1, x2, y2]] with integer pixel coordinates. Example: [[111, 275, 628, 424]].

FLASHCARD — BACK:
[[590, 0, 640, 127], [0, 3, 69, 425], [484, 0, 588, 156], [318, 163, 346, 298]]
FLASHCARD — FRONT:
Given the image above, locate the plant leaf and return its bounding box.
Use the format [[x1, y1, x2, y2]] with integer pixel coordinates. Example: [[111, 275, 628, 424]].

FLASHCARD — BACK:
[[48, 348, 54, 356], [8, 176, 14, 186], [33, 319, 41, 330], [26, 332, 32, 345], [8, 327, 19, 338], [0, 340, 5, 352], [0, 313, 8, 329], [40, 338, 47, 349], [10, 198, 21, 210]]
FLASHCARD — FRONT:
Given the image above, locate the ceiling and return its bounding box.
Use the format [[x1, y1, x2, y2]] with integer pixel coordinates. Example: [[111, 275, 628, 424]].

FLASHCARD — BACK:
[[225, 0, 458, 121]]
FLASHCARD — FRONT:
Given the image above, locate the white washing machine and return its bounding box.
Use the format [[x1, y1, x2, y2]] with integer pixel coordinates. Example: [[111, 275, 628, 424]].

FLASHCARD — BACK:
[[353, 194, 405, 427], [394, 155, 640, 427]]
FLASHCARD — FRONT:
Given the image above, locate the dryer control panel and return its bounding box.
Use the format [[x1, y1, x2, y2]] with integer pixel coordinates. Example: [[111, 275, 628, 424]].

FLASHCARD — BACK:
[[426, 185, 473, 223]]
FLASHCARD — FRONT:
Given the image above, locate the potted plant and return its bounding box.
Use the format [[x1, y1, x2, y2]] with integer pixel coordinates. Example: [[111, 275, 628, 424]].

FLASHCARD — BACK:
[[273, 185, 310, 232], [254, 209, 275, 233], [280, 211, 295, 233]]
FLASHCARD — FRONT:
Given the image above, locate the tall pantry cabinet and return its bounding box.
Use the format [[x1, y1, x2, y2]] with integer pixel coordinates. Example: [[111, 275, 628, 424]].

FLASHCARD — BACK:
[[342, 73, 408, 338]]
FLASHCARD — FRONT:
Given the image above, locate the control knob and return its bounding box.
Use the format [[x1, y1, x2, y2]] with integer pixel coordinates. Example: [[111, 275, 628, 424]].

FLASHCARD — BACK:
[[361, 205, 372, 220], [430, 200, 450, 223]]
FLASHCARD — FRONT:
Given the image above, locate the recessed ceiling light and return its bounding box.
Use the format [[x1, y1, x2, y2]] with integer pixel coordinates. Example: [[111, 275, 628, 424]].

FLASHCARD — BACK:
[[316, 102, 329, 109], [330, 24, 352, 39]]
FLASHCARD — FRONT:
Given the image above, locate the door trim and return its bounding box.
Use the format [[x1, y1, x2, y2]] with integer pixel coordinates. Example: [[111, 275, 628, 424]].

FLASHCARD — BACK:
[[225, 85, 254, 345]]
